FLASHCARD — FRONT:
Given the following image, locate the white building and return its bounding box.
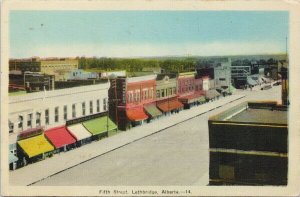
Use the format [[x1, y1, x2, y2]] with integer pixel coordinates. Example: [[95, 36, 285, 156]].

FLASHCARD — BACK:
[[66, 69, 99, 80], [9, 82, 110, 146]]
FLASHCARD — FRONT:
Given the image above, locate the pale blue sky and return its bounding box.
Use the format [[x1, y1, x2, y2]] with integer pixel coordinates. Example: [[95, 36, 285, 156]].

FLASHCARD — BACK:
[[10, 11, 288, 58]]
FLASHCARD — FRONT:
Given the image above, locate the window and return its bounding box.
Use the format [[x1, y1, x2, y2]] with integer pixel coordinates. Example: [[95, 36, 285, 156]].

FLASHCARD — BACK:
[[96, 99, 100, 112], [219, 78, 226, 81], [103, 98, 107, 111], [45, 109, 49, 125], [173, 87, 176, 95], [18, 115, 23, 129], [161, 89, 165, 97], [156, 90, 160, 98], [36, 112, 41, 126], [9, 121, 14, 133], [72, 104, 76, 118], [64, 105, 68, 120], [89, 100, 93, 114], [55, 107, 59, 122], [27, 113, 32, 128], [82, 102, 86, 116]]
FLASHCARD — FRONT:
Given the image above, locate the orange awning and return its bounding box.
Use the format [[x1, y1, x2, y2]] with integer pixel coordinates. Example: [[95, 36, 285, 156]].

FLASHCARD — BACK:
[[126, 107, 149, 121], [157, 100, 183, 112]]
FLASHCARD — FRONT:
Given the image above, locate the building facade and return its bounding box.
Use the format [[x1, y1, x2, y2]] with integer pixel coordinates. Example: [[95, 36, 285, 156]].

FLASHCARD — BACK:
[[208, 101, 288, 185], [9, 57, 79, 81], [109, 75, 157, 130], [177, 72, 205, 108], [9, 82, 110, 152], [155, 74, 183, 114]]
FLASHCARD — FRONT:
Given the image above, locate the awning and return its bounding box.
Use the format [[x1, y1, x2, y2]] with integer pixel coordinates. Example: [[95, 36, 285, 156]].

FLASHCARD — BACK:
[[67, 124, 92, 141], [229, 85, 236, 93], [198, 96, 206, 103], [144, 104, 162, 118], [126, 107, 149, 121], [82, 116, 117, 135], [9, 152, 18, 164], [205, 89, 221, 100], [247, 77, 257, 86], [157, 100, 183, 112], [17, 134, 54, 158], [45, 126, 76, 149], [179, 93, 205, 104]]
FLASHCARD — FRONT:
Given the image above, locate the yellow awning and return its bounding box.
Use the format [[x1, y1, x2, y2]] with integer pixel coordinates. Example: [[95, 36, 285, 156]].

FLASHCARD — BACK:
[[17, 134, 54, 158]]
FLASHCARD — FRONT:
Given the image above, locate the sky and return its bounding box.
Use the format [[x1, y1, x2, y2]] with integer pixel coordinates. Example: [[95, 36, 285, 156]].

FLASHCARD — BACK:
[[10, 11, 288, 58]]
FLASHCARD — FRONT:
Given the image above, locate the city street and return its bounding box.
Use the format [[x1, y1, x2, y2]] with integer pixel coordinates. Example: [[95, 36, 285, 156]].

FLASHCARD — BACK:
[[11, 85, 282, 186]]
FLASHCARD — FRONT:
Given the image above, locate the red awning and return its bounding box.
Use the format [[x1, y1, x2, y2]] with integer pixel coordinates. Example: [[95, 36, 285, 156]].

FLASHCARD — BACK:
[[157, 100, 183, 112], [126, 107, 149, 121], [179, 93, 204, 104], [45, 126, 76, 149]]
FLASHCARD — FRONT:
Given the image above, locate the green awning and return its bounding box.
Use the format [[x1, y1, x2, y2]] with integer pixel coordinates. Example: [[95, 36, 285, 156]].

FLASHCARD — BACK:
[[82, 116, 117, 136], [144, 104, 163, 117], [9, 152, 18, 164], [198, 96, 206, 102], [229, 85, 236, 93]]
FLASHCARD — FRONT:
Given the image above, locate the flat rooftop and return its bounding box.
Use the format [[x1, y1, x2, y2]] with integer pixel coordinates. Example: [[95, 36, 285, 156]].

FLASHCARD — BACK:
[[228, 108, 287, 124]]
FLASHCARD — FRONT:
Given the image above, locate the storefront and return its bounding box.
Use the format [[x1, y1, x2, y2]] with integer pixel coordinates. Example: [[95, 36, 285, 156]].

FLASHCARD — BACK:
[[17, 134, 54, 164], [44, 126, 77, 153], [179, 93, 206, 109], [143, 103, 162, 122], [82, 116, 117, 140], [205, 89, 221, 101], [67, 124, 92, 147], [157, 98, 183, 115], [126, 106, 149, 127]]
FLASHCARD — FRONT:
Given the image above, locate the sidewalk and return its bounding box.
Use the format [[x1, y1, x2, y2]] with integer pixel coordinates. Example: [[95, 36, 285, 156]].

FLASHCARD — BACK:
[[10, 94, 245, 186]]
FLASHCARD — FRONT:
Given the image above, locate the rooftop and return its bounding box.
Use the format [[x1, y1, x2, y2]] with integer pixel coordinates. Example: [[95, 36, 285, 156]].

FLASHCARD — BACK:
[[228, 108, 287, 124], [210, 101, 287, 125]]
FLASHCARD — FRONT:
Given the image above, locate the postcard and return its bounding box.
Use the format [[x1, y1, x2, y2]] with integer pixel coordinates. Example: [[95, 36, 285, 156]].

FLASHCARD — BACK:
[[1, 0, 300, 196]]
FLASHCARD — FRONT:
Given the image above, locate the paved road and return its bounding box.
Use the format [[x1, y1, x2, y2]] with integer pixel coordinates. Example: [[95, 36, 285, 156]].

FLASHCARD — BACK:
[[30, 86, 282, 186]]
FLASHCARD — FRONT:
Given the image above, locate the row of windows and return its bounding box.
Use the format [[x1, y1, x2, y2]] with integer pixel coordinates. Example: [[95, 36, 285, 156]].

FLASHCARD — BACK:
[[156, 87, 176, 99], [127, 89, 154, 103], [9, 98, 107, 133]]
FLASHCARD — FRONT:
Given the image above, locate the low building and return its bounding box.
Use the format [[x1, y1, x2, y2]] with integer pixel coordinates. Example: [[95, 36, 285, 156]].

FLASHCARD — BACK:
[[9, 71, 55, 93], [155, 74, 183, 114], [100, 70, 126, 79], [109, 75, 157, 130], [208, 101, 288, 185], [9, 82, 110, 157], [177, 72, 205, 108], [9, 57, 79, 81], [66, 69, 99, 80]]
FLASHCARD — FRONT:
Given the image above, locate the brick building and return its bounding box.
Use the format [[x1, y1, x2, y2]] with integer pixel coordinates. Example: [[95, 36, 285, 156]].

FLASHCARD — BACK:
[[109, 75, 157, 130], [177, 72, 205, 108]]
